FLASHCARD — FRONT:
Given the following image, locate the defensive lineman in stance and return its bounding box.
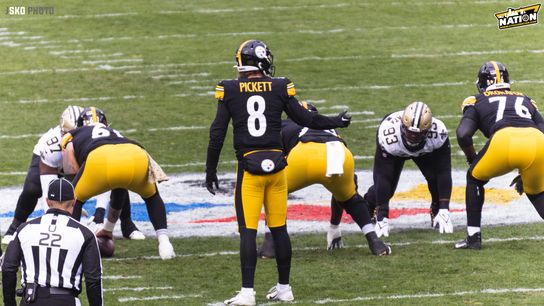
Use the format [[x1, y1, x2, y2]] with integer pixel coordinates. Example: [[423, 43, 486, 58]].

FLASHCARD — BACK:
[[332, 102, 453, 238], [205, 40, 351, 305], [455, 61, 544, 249]]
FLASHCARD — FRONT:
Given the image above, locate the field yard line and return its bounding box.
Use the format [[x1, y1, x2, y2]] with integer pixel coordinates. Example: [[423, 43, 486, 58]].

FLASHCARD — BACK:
[[161, 3, 351, 14], [118, 294, 202, 303], [81, 58, 143, 65], [0, 12, 138, 22], [0, 171, 26, 175], [104, 286, 173, 292], [102, 235, 544, 261], [314, 287, 544, 303], [103, 275, 142, 280]]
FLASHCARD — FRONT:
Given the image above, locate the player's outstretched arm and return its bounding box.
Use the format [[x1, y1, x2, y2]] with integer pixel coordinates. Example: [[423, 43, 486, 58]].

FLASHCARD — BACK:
[[285, 98, 350, 130]]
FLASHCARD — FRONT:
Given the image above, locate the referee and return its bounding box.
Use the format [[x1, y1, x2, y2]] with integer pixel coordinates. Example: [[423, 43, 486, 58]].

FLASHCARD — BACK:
[[2, 178, 103, 306]]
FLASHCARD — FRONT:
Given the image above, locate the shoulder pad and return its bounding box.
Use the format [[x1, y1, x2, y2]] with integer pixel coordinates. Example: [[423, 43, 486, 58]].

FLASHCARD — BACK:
[[215, 80, 225, 101], [61, 132, 73, 150], [461, 96, 476, 112]]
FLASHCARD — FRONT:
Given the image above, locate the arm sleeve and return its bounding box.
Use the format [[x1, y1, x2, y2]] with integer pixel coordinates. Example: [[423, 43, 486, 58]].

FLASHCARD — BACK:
[[284, 97, 343, 130], [433, 139, 453, 209], [456, 110, 479, 163], [82, 235, 103, 306], [2, 236, 22, 306], [206, 101, 231, 173]]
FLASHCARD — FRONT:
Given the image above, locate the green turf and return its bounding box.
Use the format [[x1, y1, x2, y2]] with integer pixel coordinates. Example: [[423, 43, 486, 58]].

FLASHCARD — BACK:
[[1, 0, 543, 304], [0, 0, 542, 185]]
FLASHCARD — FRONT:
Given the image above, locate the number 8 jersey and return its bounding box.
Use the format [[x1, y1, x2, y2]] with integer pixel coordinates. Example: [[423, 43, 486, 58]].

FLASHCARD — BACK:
[[378, 111, 448, 158]]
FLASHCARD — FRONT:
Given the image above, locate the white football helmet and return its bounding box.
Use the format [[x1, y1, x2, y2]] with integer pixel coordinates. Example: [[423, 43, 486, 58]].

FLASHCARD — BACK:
[[60, 105, 84, 134]]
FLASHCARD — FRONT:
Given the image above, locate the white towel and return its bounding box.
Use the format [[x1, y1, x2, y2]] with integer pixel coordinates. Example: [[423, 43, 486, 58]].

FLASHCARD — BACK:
[[326, 141, 345, 177]]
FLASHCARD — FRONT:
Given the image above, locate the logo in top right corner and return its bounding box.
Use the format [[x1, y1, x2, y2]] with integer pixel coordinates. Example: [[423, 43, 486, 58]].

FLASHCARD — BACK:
[[495, 4, 541, 29]]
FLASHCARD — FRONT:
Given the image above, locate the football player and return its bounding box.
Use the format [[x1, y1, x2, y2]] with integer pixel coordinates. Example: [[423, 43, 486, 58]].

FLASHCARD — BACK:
[[61, 107, 175, 259], [334, 102, 453, 238], [257, 101, 391, 258], [455, 61, 544, 249], [2, 106, 143, 244], [205, 40, 351, 305]]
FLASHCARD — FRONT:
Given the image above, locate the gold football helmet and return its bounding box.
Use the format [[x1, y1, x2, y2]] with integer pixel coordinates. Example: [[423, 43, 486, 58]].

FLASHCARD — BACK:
[[60, 105, 84, 134], [401, 102, 432, 147]]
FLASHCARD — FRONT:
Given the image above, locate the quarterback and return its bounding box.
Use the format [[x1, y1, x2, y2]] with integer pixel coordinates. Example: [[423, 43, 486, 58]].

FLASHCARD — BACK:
[[455, 61, 544, 249], [205, 40, 351, 305]]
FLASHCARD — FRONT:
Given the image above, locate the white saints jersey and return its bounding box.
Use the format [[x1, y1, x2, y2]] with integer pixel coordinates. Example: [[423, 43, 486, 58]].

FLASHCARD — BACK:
[[32, 125, 63, 169], [377, 111, 448, 158]]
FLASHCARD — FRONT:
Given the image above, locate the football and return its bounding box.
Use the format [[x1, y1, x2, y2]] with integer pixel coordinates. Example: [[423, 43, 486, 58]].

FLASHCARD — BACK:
[[97, 236, 115, 258]]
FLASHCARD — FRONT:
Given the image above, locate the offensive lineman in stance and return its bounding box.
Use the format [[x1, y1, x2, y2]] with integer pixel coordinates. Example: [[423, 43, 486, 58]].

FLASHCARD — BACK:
[[455, 61, 544, 249], [332, 102, 453, 239], [258, 102, 391, 257], [205, 40, 351, 305], [62, 107, 175, 259]]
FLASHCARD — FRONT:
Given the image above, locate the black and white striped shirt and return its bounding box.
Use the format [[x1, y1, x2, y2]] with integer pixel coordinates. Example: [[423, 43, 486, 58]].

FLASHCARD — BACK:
[[2, 208, 103, 306]]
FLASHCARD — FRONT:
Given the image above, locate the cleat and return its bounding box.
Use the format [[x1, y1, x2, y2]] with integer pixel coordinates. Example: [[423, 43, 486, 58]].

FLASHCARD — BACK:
[[3, 220, 22, 244], [454, 232, 481, 250], [266, 284, 294, 302], [158, 235, 175, 260], [430, 202, 439, 228], [326, 226, 344, 250], [224, 289, 256, 305], [257, 232, 275, 259], [121, 220, 143, 240], [366, 231, 392, 256], [2, 235, 14, 245], [129, 230, 146, 240]]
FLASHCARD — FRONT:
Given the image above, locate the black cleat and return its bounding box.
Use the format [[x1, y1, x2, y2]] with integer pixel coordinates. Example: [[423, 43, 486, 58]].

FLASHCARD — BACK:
[[257, 232, 276, 259], [365, 232, 392, 256], [92, 208, 105, 224], [430, 202, 439, 228], [454, 232, 481, 250], [4, 220, 22, 237]]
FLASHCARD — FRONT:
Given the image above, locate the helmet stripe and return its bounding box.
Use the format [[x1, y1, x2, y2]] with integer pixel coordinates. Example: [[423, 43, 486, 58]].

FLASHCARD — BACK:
[[491, 61, 501, 84], [236, 40, 252, 67], [91, 107, 97, 123], [412, 102, 422, 129]]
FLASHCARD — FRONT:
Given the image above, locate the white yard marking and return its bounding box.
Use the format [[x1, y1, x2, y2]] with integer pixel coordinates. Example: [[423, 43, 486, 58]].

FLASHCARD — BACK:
[[104, 286, 173, 292], [82, 58, 143, 65], [0, 171, 26, 175], [103, 275, 142, 280], [151, 72, 210, 79], [118, 294, 202, 303], [315, 287, 544, 304]]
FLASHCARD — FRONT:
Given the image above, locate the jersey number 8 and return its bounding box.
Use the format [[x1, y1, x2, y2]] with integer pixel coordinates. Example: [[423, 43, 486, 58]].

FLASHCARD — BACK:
[[247, 95, 267, 137]]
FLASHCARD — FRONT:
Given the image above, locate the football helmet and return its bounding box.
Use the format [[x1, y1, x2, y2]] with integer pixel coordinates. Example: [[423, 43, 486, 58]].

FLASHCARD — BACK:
[[77, 106, 107, 127], [476, 61, 510, 93], [60, 105, 84, 134], [301, 101, 318, 112], [400, 101, 432, 147], [234, 40, 274, 76]]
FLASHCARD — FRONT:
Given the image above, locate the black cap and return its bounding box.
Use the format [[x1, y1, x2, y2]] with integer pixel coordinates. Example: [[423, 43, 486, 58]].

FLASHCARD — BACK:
[[48, 178, 75, 202]]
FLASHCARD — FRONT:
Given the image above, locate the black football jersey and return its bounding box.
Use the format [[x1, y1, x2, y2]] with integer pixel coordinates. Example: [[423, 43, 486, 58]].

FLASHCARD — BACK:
[[62, 123, 138, 165], [209, 76, 342, 159], [281, 119, 343, 155], [462, 90, 539, 137]]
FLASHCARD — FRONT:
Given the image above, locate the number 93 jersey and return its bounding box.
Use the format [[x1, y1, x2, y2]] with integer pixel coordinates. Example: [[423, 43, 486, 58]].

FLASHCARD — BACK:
[[33, 125, 64, 169], [215, 77, 296, 155], [378, 111, 449, 158]]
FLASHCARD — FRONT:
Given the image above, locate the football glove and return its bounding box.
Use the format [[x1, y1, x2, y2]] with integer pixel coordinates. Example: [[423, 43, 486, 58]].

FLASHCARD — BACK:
[[326, 226, 344, 250], [375, 217, 389, 238], [337, 110, 351, 127], [205, 170, 219, 195], [433, 209, 453, 234], [509, 175, 523, 195]]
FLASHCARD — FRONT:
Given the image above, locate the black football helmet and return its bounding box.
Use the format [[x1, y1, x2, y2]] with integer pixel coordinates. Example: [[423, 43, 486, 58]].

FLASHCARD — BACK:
[[234, 40, 274, 76], [476, 61, 510, 93], [77, 106, 107, 127]]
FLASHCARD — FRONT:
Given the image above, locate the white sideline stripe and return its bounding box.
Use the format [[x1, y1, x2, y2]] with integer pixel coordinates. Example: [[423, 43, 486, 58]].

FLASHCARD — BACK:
[[103, 275, 142, 280], [314, 287, 544, 304], [118, 294, 202, 303], [103, 236, 544, 261], [105, 286, 173, 292]]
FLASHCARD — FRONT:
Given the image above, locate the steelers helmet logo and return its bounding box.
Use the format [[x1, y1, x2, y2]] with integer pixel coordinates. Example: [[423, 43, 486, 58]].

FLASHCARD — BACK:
[[254, 45, 267, 59], [261, 159, 275, 172]]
